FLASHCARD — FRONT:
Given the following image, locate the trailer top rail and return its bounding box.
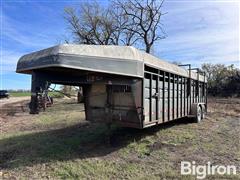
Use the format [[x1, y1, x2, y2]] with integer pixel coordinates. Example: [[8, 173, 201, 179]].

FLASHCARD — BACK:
[[16, 44, 206, 82]]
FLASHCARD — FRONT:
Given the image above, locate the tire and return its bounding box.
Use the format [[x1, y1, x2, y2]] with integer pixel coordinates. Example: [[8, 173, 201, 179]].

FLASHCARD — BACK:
[[195, 106, 202, 123], [201, 105, 206, 120]]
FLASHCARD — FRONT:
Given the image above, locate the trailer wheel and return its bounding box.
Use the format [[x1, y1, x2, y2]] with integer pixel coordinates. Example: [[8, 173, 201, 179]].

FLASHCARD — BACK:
[[201, 105, 206, 120], [195, 106, 202, 123]]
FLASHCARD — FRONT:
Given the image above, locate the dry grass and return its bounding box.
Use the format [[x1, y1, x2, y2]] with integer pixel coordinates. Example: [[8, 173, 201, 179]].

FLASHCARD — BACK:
[[0, 97, 239, 179]]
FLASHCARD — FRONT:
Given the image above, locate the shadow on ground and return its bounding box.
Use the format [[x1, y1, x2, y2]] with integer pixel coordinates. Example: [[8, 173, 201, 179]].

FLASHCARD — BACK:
[[0, 117, 193, 169]]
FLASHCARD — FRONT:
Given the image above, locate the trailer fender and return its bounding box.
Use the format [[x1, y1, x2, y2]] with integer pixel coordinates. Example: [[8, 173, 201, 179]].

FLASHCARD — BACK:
[[189, 103, 206, 122], [190, 103, 199, 117], [199, 104, 206, 119]]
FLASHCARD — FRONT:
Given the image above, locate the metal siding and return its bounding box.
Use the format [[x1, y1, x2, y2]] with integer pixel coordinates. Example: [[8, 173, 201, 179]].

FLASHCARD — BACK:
[[158, 77, 163, 123], [191, 81, 194, 105], [185, 78, 187, 116], [199, 83, 202, 102], [178, 77, 181, 117], [150, 74, 152, 122], [89, 84, 106, 107], [156, 75, 159, 120], [165, 77, 169, 121], [144, 78, 150, 88], [143, 65, 207, 127], [163, 72, 165, 122], [177, 75, 179, 118], [152, 76, 157, 121], [170, 81, 173, 120], [144, 74, 150, 123], [188, 79, 191, 114], [168, 73, 171, 121], [152, 78, 157, 89], [180, 77, 183, 117], [175, 86, 178, 118], [113, 93, 135, 106], [144, 99, 150, 123], [152, 98, 157, 121], [172, 75, 175, 120]]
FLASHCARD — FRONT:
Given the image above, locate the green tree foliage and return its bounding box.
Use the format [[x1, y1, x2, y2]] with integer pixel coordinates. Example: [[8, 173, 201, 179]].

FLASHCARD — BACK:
[[201, 63, 240, 96]]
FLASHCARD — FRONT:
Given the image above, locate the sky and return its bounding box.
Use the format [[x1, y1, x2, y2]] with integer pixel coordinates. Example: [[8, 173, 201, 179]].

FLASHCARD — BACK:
[[1, 0, 239, 90]]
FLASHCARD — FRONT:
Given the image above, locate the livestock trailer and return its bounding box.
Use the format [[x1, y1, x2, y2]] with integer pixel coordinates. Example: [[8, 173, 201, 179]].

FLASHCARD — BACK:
[[16, 44, 207, 128]]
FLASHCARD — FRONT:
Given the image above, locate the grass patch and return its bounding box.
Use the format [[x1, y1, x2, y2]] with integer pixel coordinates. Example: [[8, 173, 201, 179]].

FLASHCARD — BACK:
[[1, 98, 239, 179], [48, 91, 64, 98], [9, 91, 63, 98], [156, 124, 198, 145], [0, 123, 109, 169], [122, 137, 154, 158], [54, 160, 141, 179], [34, 100, 84, 127], [35, 110, 83, 126], [9, 92, 31, 97]]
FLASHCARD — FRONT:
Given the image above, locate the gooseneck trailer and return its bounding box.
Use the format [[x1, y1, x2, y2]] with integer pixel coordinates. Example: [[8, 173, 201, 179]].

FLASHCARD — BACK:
[[16, 44, 207, 128]]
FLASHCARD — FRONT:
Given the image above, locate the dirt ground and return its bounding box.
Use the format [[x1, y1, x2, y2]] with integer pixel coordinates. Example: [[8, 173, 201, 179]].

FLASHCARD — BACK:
[[0, 97, 30, 108], [0, 97, 239, 179]]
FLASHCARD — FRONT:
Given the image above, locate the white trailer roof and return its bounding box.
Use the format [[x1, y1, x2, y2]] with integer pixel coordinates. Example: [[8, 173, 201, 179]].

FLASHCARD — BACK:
[[16, 44, 205, 82]]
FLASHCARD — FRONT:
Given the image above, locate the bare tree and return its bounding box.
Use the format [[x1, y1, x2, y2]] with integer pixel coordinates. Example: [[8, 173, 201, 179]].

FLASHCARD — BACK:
[[64, 3, 117, 45], [110, 7, 140, 46], [64, 0, 166, 52], [64, 2, 141, 46], [114, 0, 166, 53]]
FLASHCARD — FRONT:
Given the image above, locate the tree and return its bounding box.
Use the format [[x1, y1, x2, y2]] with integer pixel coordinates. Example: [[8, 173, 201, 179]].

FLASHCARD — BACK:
[[171, 61, 182, 65], [113, 0, 166, 53], [60, 85, 72, 95], [65, 3, 116, 45], [110, 7, 140, 46], [201, 63, 240, 96], [64, 0, 166, 53]]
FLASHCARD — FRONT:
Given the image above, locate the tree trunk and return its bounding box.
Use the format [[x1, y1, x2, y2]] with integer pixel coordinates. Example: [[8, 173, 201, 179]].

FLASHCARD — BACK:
[[146, 45, 151, 53]]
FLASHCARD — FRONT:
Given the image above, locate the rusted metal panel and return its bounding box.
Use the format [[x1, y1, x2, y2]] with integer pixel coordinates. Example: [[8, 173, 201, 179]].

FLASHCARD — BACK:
[[89, 84, 106, 107]]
